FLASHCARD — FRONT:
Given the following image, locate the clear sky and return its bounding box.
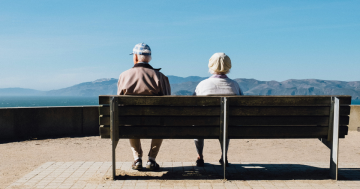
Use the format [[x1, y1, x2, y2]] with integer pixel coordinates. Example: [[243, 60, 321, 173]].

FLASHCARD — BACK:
[[0, 0, 359, 90]]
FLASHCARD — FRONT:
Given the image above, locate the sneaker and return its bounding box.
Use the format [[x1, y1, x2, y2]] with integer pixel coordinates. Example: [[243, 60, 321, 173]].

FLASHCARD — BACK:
[[196, 159, 204, 167], [219, 158, 229, 167], [132, 159, 142, 170], [146, 159, 160, 171]]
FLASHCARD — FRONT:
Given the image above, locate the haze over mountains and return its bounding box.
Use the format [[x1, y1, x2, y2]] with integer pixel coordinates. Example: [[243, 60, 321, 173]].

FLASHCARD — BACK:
[[1, 76, 359, 99]]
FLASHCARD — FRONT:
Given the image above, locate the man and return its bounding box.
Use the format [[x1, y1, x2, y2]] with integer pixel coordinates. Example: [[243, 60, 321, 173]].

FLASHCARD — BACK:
[[117, 43, 171, 171]]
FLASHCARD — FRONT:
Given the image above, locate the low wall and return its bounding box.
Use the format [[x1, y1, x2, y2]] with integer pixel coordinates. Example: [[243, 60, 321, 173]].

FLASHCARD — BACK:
[[349, 105, 360, 131], [0, 106, 99, 140], [1, 105, 359, 140]]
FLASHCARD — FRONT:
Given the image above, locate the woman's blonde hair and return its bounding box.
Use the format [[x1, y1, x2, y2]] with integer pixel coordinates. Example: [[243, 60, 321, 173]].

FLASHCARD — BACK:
[[208, 53, 231, 75]]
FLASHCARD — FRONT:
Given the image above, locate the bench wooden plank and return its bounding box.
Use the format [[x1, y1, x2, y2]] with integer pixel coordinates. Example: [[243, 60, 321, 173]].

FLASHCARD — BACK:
[[99, 106, 220, 116], [229, 116, 349, 126], [99, 116, 349, 126], [100, 116, 219, 126], [100, 125, 220, 139], [99, 95, 351, 106], [228, 126, 348, 139], [99, 125, 348, 139], [229, 106, 350, 116], [99, 106, 350, 117], [100, 126, 219, 139], [228, 96, 351, 106], [119, 126, 219, 139], [99, 96, 221, 106]]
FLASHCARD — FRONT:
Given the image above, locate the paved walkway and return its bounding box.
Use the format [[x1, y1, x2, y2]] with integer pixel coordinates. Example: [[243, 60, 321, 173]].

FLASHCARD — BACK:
[[6, 162, 360, 189]]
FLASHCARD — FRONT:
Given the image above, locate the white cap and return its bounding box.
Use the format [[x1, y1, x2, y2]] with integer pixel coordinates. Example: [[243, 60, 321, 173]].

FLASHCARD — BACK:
[[130, 43, 151, 55]]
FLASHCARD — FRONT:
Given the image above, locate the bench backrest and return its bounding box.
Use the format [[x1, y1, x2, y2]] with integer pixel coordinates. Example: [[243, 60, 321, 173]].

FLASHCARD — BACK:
[[99, 95, 351, 139]]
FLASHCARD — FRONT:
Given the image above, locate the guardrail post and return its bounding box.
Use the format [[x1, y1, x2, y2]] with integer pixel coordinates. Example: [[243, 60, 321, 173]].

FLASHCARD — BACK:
[[110, 97, 119, 180], [220, 97, 229, 180]]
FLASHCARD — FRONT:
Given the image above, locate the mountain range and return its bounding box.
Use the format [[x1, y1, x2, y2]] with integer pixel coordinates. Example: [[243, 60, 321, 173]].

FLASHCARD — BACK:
[[1, 75, 360, 99]]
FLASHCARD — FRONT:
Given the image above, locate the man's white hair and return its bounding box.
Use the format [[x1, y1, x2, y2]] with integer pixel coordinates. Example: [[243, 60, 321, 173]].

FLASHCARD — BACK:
[[209, 68, 230, 75], [138, 54, 152, 63]]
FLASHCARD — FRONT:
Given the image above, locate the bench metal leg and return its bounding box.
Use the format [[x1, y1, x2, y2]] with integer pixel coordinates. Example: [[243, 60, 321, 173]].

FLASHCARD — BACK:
[[320, 97, 340, 180], [220, 97, 229, 180], [111, 136, 116, 180], [110, 97, 119, 180], [330, 97, 340, 180]]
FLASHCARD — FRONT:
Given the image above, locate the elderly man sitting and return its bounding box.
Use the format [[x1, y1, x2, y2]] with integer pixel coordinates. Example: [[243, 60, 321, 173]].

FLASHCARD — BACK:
[[117, 43, 171, 170]]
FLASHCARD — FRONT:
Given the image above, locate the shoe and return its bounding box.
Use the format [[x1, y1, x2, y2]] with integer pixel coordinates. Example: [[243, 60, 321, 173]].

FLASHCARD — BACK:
[[146, 159, 160, 171], [196, 159, 204, 167], [132, 159, 143, 170], [219, 158, 229, 167]]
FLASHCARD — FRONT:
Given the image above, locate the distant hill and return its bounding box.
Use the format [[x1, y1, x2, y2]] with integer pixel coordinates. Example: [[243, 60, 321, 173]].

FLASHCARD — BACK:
[[43, 76, 204, 96], [236, 79, 360, 99], [1, 76, 360, 99], [167, 75, 207, 84], [0, 88, 44, 96], [170, 78, 360, 99], [46, 78, 118, 96]]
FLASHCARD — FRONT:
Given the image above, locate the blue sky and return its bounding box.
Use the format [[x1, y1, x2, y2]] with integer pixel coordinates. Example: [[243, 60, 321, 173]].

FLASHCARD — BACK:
[[0, 0, 359, 90]]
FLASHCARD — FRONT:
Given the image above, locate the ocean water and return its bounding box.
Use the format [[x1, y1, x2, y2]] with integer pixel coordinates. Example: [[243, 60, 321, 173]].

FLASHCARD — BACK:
[[0, 96, 98, 107], [0, 96, 359, 108], [352, 99, 360, 105]]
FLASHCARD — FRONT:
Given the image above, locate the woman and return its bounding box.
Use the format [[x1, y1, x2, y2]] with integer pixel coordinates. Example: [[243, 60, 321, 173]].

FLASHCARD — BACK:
[[194, 52, 243, 167]]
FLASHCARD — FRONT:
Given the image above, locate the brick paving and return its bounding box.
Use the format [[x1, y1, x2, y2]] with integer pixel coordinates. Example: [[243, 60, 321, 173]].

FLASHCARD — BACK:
[[6, 161, 360, 189]]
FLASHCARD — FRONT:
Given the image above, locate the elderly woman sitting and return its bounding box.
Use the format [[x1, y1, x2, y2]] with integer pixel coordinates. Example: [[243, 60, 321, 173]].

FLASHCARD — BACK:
[[194, 52, 243, 167]]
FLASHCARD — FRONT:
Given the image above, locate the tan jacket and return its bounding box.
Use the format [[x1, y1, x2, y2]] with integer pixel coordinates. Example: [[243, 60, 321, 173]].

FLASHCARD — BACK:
[[117, 63, 171, 96]]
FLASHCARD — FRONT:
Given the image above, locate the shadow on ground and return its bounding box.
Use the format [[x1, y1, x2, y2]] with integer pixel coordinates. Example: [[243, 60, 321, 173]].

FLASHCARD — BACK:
[[112, 163, 360, 181], [0, 135, 96, 144]]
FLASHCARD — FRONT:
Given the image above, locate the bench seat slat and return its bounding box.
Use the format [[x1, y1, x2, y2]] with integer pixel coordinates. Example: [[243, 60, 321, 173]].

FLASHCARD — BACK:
[[99, 106, 350, 116], [99, 116, 349, 126], [100, 106, 220, 116], [99, 125, 348, 139], [229, 106, 350, 116], [99, 96, 221, 106], [101, 116, 219, 126], [100, 125, 219, 139], [228, 126, 348, 139], [229, 116, 349, 126], [99, 96, 351, 106], [227, 96, 351, 106]]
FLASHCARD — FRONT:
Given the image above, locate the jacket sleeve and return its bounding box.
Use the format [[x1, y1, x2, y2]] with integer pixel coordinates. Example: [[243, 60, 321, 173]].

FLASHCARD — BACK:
[[159, 73, 171, 95], [162, 75, 172, 95], [117, 74, 122, 95], [233, 81, 243, 96], [237, 83, 243, 95]]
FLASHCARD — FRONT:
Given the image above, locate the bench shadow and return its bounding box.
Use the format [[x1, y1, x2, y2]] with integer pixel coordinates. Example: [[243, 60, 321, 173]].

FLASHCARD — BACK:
[[113, 163, 360, 181], [226, 164, 360, 181], [0, 135, 97, 144]]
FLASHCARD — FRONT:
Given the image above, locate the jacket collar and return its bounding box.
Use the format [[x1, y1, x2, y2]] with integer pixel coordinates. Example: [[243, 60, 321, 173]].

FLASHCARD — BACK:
[[210, 74, 228, 78], [133, 63, 161, 71]]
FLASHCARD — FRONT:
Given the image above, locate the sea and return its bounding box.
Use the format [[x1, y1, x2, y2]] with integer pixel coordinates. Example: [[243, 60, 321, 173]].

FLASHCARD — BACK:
[[0, 96, 99, 108], [0, 96, 360, 108]]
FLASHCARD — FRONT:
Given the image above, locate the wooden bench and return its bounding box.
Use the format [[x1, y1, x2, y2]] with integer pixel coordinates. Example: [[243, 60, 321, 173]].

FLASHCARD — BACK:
[[98, 95, 351, 180]]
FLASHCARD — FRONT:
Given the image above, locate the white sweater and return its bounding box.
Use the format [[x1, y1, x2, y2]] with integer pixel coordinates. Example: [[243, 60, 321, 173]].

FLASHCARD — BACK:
[[194, 77, 242, 96]]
